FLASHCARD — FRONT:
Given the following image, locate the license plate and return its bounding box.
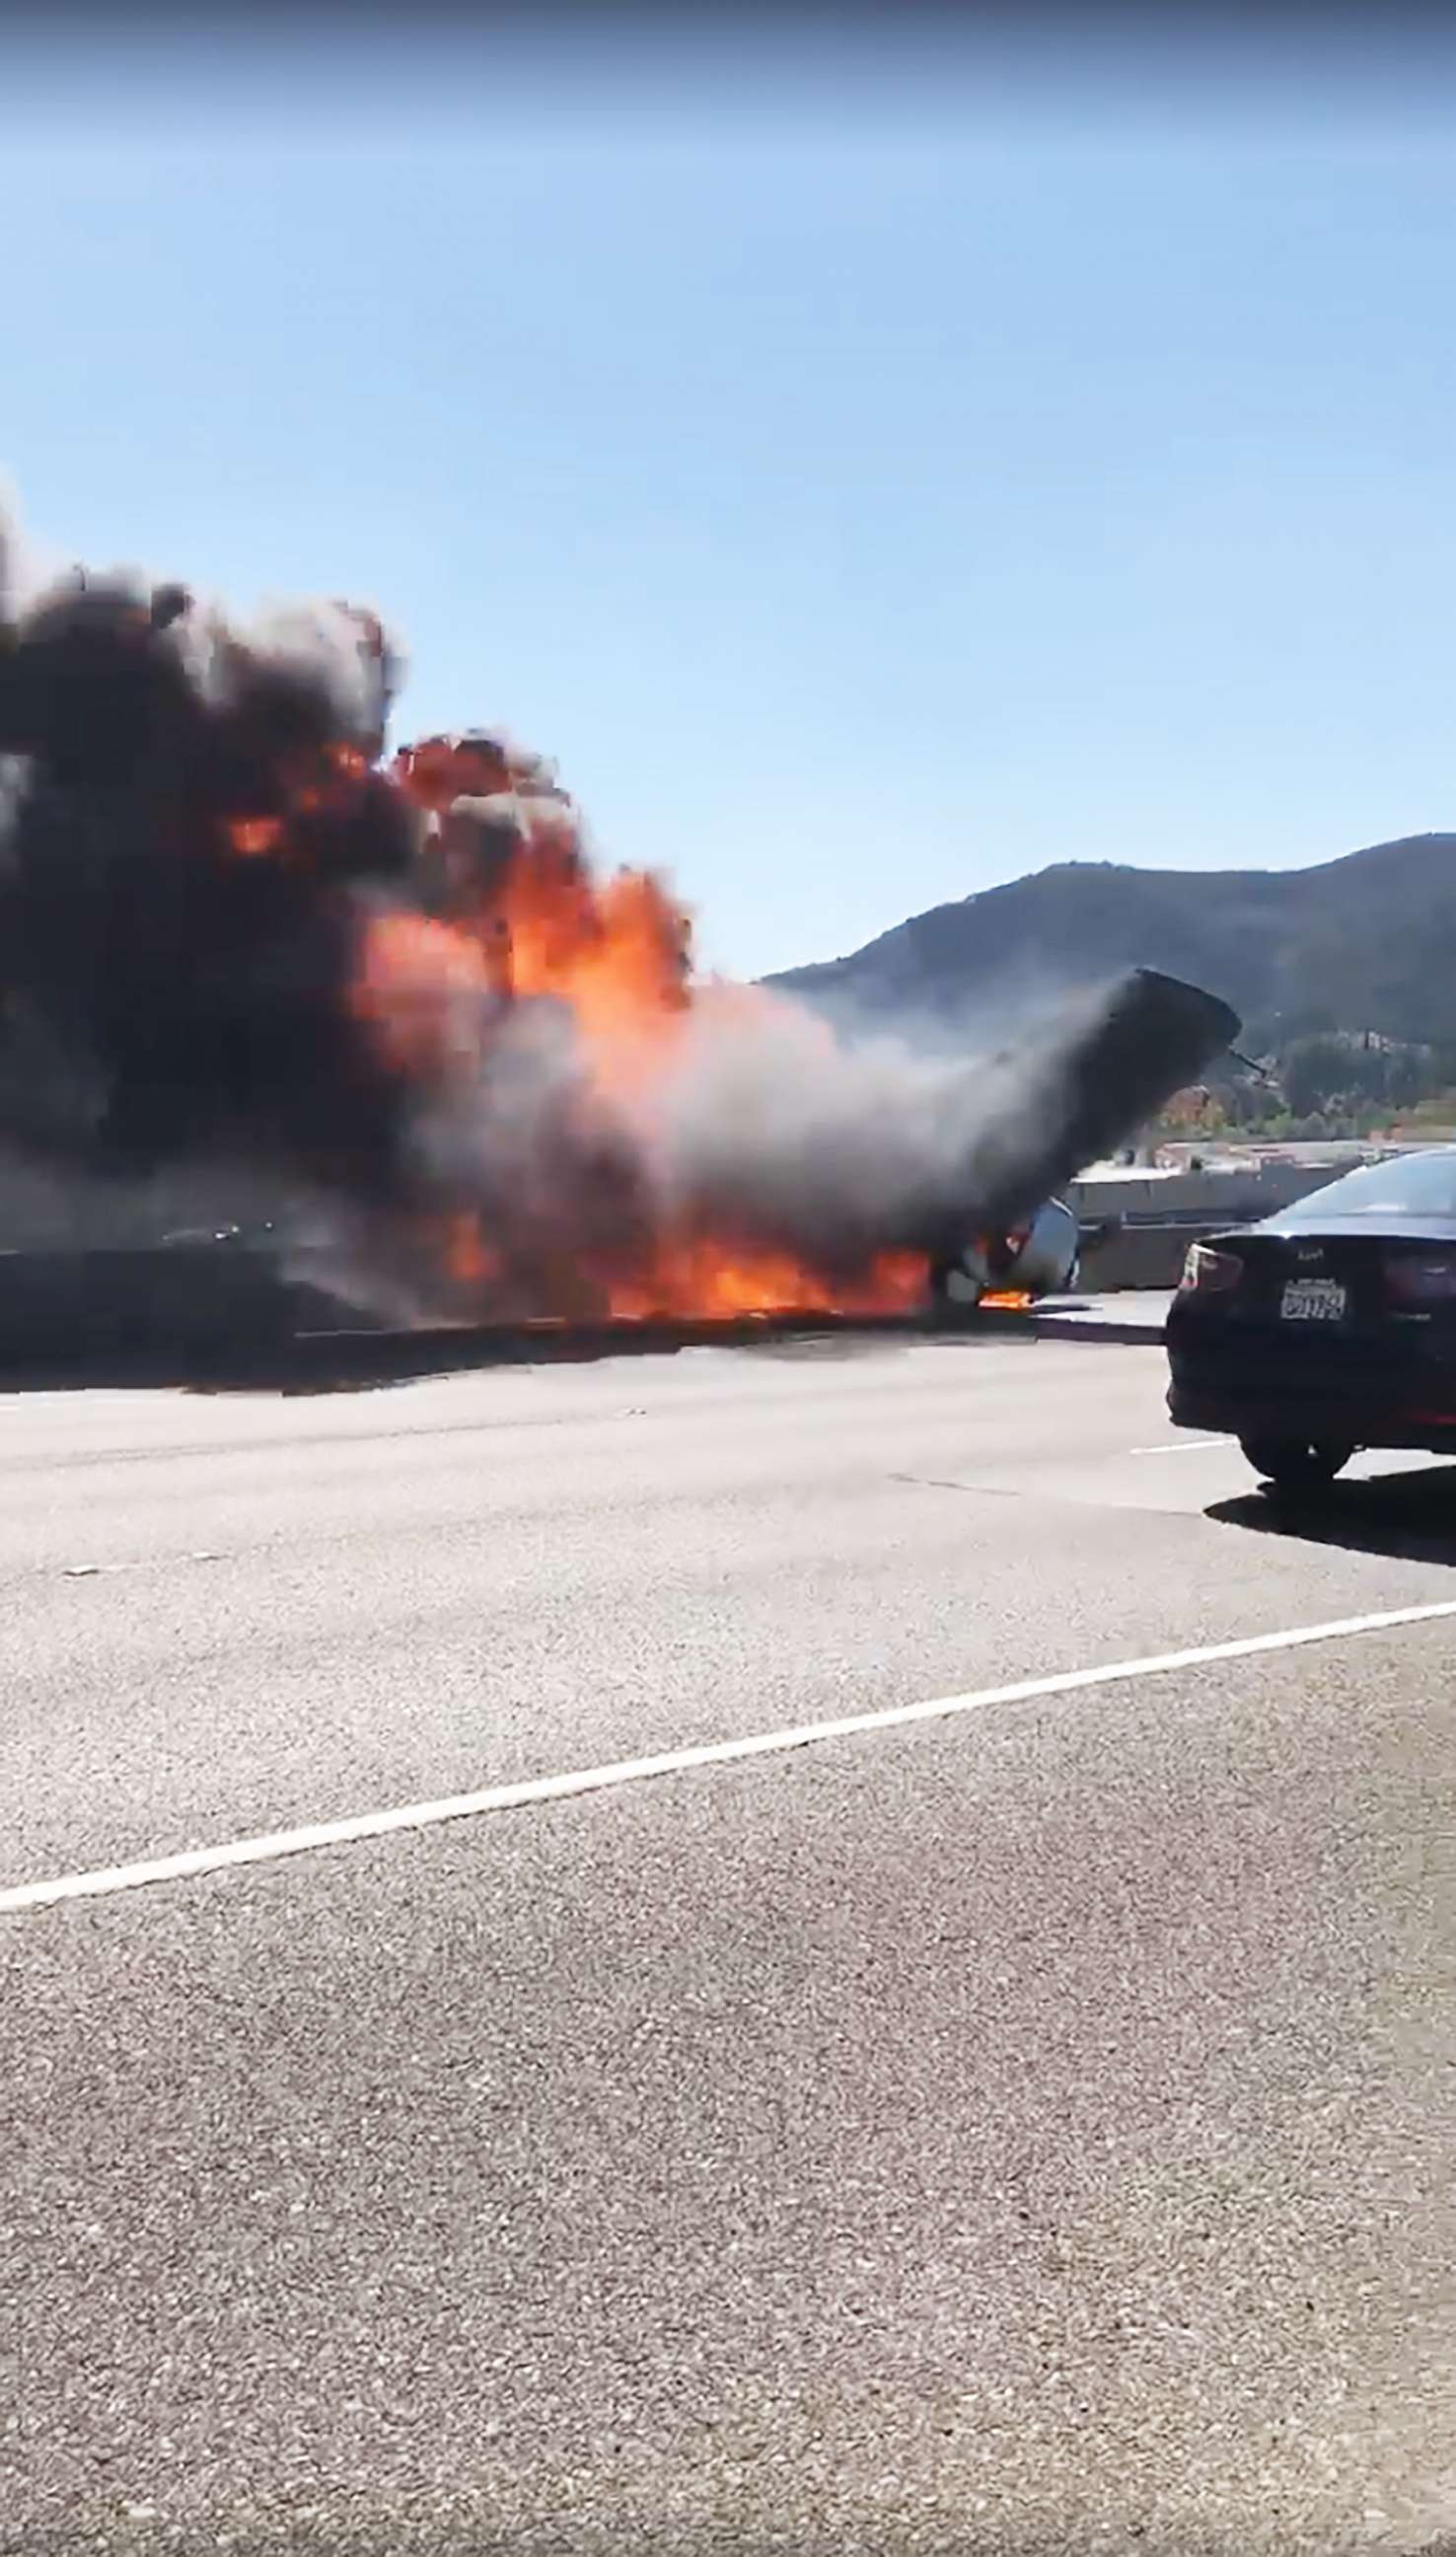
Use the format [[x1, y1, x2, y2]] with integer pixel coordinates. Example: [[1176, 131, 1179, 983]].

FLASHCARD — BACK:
[[1280, 1277, 1347, 1322]]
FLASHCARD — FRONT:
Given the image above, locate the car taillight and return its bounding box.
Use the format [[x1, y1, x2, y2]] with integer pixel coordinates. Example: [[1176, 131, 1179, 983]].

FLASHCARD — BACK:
[[1178, 1242, 1242, 1295], [1383, 1248, 1456, 1306]]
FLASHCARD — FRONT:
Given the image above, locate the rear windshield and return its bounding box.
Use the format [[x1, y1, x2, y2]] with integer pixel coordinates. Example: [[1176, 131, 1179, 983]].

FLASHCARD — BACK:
[[1282, 1151, 1456, 1221]]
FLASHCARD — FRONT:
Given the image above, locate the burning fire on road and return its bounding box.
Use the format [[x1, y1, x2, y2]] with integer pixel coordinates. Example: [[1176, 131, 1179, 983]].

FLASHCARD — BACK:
[[0, 501, 1239, 1328]]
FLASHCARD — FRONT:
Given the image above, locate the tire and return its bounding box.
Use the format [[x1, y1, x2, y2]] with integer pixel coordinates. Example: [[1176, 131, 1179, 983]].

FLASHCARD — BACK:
[[928, 1250, 987, 1311], [1238, 1435, 1352, 1494]]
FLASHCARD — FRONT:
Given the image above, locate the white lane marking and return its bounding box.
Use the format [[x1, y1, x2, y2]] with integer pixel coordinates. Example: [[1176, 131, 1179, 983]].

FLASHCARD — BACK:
[[61, 1552, 223, 1580], [5, 1598, 1456, 1917], [1128, 1439, 1226, 1457]]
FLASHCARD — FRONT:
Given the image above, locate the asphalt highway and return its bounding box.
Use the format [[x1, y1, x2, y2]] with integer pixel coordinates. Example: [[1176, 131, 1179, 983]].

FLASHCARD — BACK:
[[2, 1317, 1452, 2557]]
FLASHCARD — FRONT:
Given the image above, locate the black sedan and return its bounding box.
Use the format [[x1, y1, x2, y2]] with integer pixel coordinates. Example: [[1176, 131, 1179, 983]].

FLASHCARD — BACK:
[[1165, 1145, 1456, 1491]]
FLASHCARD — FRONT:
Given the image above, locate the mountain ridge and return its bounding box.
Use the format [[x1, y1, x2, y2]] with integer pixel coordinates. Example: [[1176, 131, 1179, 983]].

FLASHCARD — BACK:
[[768, 832, 1456, 1051]]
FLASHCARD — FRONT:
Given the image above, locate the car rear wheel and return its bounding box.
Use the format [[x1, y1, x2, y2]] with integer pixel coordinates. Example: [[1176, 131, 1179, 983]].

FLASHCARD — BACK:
[[1238, 1435, 1352, 1494]]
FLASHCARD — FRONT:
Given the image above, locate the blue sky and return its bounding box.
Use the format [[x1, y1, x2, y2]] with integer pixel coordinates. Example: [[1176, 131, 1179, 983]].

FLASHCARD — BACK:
[[4, 16, 1456, 976]]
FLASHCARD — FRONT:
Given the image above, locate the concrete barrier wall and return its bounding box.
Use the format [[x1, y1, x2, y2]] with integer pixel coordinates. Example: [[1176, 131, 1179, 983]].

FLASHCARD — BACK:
[[0, 1245, 303, 1361], [1066, 1162, 1342, 1227], [1077, 1223, 1200, 1291], [1068, 1160, 1364, 1292], [0, 1155, 1404, 1352]]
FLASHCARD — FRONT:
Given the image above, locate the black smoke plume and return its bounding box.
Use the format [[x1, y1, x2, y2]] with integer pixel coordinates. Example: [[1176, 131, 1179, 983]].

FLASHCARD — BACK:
[[0, 546, 415, 1193], [0, 507, 1239, 1314]]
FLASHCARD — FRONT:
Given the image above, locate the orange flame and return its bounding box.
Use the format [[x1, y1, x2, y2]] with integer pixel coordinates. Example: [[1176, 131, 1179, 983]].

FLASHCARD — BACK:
[[228, 816, 285, 858], [337, 733, 938, 1324], [351, 909, 493, 1084], [604, 1243, 927, 1324]]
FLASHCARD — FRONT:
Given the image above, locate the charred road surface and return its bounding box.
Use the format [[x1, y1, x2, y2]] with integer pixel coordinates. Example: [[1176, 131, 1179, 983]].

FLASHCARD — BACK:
[[2, 1321, 1452, 2557]]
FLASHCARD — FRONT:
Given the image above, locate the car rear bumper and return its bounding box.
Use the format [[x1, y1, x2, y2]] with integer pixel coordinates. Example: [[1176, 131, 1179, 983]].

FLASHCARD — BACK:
[[1166, 1365, 1456, 1453]]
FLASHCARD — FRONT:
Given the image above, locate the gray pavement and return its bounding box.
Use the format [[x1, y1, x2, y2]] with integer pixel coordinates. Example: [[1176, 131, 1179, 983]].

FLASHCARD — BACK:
[[2, 1329, 1453, 2556], [1035, 1289, 1174, 1339]]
